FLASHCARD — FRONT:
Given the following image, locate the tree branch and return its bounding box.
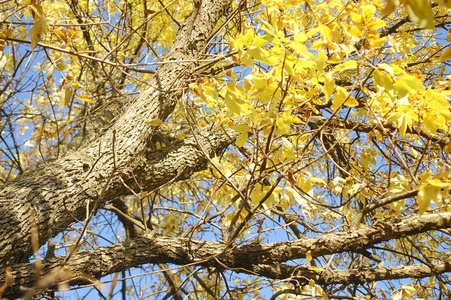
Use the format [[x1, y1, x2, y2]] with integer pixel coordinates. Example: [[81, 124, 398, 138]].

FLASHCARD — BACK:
[[3, 211, 451, 298], [0, 0, 233, 266], [306, 115, 451, 148]]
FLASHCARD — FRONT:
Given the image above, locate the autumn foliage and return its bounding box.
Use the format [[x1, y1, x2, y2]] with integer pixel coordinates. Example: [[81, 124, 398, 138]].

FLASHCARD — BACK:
[[1, 0, 451, 299]]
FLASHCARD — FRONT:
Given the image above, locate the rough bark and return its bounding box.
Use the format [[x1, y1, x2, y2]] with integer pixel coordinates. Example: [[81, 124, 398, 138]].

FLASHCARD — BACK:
[[0, 0, 232, 266], [1, 1, 450, 298], [3, 212, 451, 298]]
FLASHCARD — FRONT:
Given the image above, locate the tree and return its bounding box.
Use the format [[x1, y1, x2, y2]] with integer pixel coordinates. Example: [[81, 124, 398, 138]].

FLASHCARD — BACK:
[[1, 0, 451, 298]]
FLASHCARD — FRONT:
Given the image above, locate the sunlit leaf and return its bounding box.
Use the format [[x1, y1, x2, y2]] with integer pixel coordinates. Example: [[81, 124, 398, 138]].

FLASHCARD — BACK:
[[203, 85, 218, 99], [140, 115, 162, 126], [324, 71, 335, 102], [243, 28, 254, 47], [405, 0, 435, 29], [418, 185, 441, 214], [362, 5, 376, 24], [334, 60, 358, 72], [236, 132, 248, 147], [437, 47, 451, 62], [29, 18, 47, 50], [225, 91, 242, 115], [306, 250, 313, 262], [59, 87, 72, 108], [75, 94, 94, 103], [233, 123, 250, 133]]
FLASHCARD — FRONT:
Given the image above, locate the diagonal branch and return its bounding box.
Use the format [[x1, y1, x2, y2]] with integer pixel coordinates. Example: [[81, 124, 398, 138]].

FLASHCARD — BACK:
[[0, 0, 233, 266]]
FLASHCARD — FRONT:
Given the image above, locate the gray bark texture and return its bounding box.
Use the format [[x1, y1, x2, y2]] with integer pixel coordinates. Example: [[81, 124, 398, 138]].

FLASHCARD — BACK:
[[0, 0, 234, 297], [3, 212, 451, 297]]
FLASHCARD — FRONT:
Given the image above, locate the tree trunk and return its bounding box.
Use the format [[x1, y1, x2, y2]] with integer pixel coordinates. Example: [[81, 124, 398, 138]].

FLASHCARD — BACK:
[[0, 0, 232, 276]]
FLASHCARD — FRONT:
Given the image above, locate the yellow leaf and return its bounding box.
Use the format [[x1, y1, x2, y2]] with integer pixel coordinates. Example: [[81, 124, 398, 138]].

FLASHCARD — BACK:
[[311, 177, 327, 187], [307, 265, 325, 271], [438, 0, 451, 8], [324, 71, 335, 102], [405, 0, 435, 29], [140, 115, 162, 126], [29, 17, 47, 50], [203, 85, 218, 99], [439, 282, 449, 293], [233, 123, 250, 133], [344, 97, 358, 107], [332, 86, 348, 110], [225, 91, 242, 115], [294, 31, 307, 44], [349, 11, 362, 25], [398, 115, 408, 138], [306, 250, 313, 262], [395, 75, 424, 98], [236, 132, 248, 147], [67, 27, 81, 40], [309, 278, 315, 288], [437, 47, 451, 62], [367, 20, 386, 30], [75, 94, 94, 103], [0, 267, 13, 297], [334, 60, 358, 72], [418, 185, 441, 214], [0, 52, 7, 69], [59, 87, 72, 108], [427, 179, 451, 187], [243, 29, 254, 47], [319, 23, 331, 42], [56, 62, 67, 71], [346, 25, 363, 38], [401, 284, 417, 297], [373, 129, 383, 142], [389, 200, 405, 212], [233, 35, 244, 51], [191, 85, 206, 101], [248, 46, 279, 66], [53, 28, 67, 42], [362, 5, 376, 23], [317, 50, 327, 73]]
